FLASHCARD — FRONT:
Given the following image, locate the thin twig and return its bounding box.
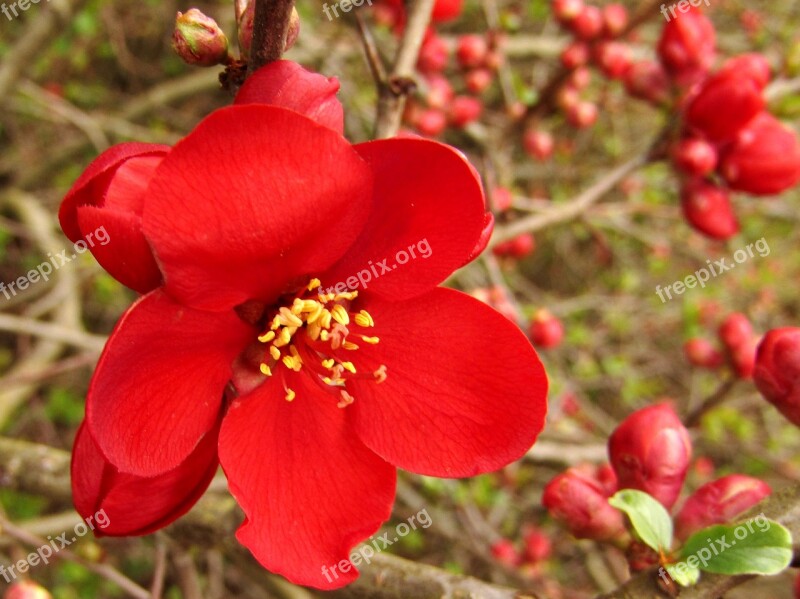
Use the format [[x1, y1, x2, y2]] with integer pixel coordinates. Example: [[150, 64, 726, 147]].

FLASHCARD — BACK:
[[685, 377, 738, 428]]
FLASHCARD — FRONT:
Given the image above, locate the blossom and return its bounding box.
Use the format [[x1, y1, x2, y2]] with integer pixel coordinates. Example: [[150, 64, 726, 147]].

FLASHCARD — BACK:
[[64, 61, 548, 590]]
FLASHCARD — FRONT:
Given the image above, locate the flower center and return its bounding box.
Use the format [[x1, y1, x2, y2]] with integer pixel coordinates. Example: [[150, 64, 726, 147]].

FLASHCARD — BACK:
[[257, 278, 387, 407]]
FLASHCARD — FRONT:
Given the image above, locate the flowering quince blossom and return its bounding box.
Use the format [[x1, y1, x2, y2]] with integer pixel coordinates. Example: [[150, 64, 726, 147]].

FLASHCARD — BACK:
[[62, 61, 548, 589]]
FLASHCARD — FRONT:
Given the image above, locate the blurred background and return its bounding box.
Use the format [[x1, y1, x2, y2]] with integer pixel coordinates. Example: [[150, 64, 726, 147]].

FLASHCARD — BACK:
[[1, 0, 800, 597]]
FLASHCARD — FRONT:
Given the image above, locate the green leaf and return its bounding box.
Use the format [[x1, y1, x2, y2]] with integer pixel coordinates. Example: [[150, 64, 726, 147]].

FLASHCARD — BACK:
[[678, 520, 793, 576], [609, 489, 673, 553], [665, 561, 701, 587]]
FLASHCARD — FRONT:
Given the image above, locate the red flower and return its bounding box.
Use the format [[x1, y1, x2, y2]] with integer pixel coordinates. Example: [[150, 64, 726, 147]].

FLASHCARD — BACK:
[[720, 112, 800, 196], [754, 327, 800, 426], [674, 474, 771, 540], [608, 403, 691, 510], [64, 62, 548, 590]]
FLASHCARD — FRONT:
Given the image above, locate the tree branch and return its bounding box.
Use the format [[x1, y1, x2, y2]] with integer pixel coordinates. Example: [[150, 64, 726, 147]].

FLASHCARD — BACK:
[[248, 0, 295, 75]]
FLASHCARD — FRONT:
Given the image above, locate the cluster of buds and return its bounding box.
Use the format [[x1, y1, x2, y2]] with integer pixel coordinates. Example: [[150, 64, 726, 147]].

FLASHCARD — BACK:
[[488, 187, 538, 261], [646, 7, 800, 239], [544, 403, 771, 573], [489, 526, 553, 575], [754, 327, 800, 427], [685, 312, 760, 379], [520, 0, 630, 162], [401, 27, 504, 136], [172, 3, 300, 68]]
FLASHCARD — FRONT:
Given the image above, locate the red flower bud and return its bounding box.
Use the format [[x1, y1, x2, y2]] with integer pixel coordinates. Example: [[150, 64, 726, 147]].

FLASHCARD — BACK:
[[627, 540, 660, 572], [569, 66, 592, 90], [754, 327, 800, 426], [529, 309, 564, 348], [624, 60, 670, 105], [720, 112, 800, 196], [431, 0, 463, 22], [493, 233, 536, 258], [172, 9, 229, 67], [569, 5, 604, 40], [448, 95, 483, 128], [608, 403, 692, 510], [491, 186, 514, 212], [491, 539, 522, 567], [684, 338, 725, 369], [680, 180, 740, 240], [672, 137, 718, 177], [523, 129, 555, 161], [602, 3, 628, 37], [657, 7, 715, 78], [456, 34, 489, 69], [718, 53, 771, 90], [685, 71, 765, 142], [522, 527, 552, 563], [417, 34, 450, 74], [416, 108, 448, 136], [594, 41, 632, 79], [566, 100, 598, 129], [674, 475, 771, 540], [561, 42, 590, 69], [552, 0, 584, 23], [718, 313, 754, 351], [465, 68, 494, 94], [730, 337, 757, 379], [542, 465, 627, 541], [4, 582, 52, 599], [425, 74, 454, 109]]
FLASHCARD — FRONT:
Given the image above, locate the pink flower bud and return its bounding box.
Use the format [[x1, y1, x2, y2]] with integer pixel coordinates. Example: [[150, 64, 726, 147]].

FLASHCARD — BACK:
[[608, 403, 692, 510], [624, 60, 670, 105], [720, 112, 800, 196], [523, 129, 555, 161], [602, 3, 628, 37], [561, 42, 590, 69], [684, 338, 725, 369], [593, 41, 632, 79], [417, 34, 450, 74], [425, 74, 454, 109], [172, 9, 229, 67], [491, 186, 514, 212], [552, 0, 584, 23], [456, 34, 489, 69], [529, 309, 564, 348], [680, 180, 740, 240], [754, 327, 800, 426], [657, 7, 716, 79], [4, 582, 52, 599], [448, 95, 483, 128], [672, 137, 718, 177], [718, 53, 771, 90], [569, 66, 592, 89], [569, 5, 604, 40], [674, 475, 771, 540], [542, 465, 627, 541], [685, 71, 765, 142], [491, 539, 522, 567]]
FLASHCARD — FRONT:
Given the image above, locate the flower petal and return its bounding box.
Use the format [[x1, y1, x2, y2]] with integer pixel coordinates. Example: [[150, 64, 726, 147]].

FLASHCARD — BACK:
[[59, 143, 169, 242], [235, 60, 344, 134], [348, 287, 548, 477], [71, 420, 219, 537], [218, 373, 396, 590], [143, 105, 372, 311], [76, 206, 162, 294], [319, 138, 486, 301], [86, 290, 253, 476]]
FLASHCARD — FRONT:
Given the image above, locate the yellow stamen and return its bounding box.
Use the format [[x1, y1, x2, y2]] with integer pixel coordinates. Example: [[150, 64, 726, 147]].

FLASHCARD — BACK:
[[374, 364, 388, 383], [361, 336, 380, 344], [331, 304, 350, 326], [307, 278, 321, 291], [269, 346, 281, 360], [321, 358, 335, 369], [258, 331, 276, 343], [285, 388, 296, 402], [259, 363, 272, 376], [343, 341, 359, 350], [341, 361, 356, 374], [354, 310, 374, 328]]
